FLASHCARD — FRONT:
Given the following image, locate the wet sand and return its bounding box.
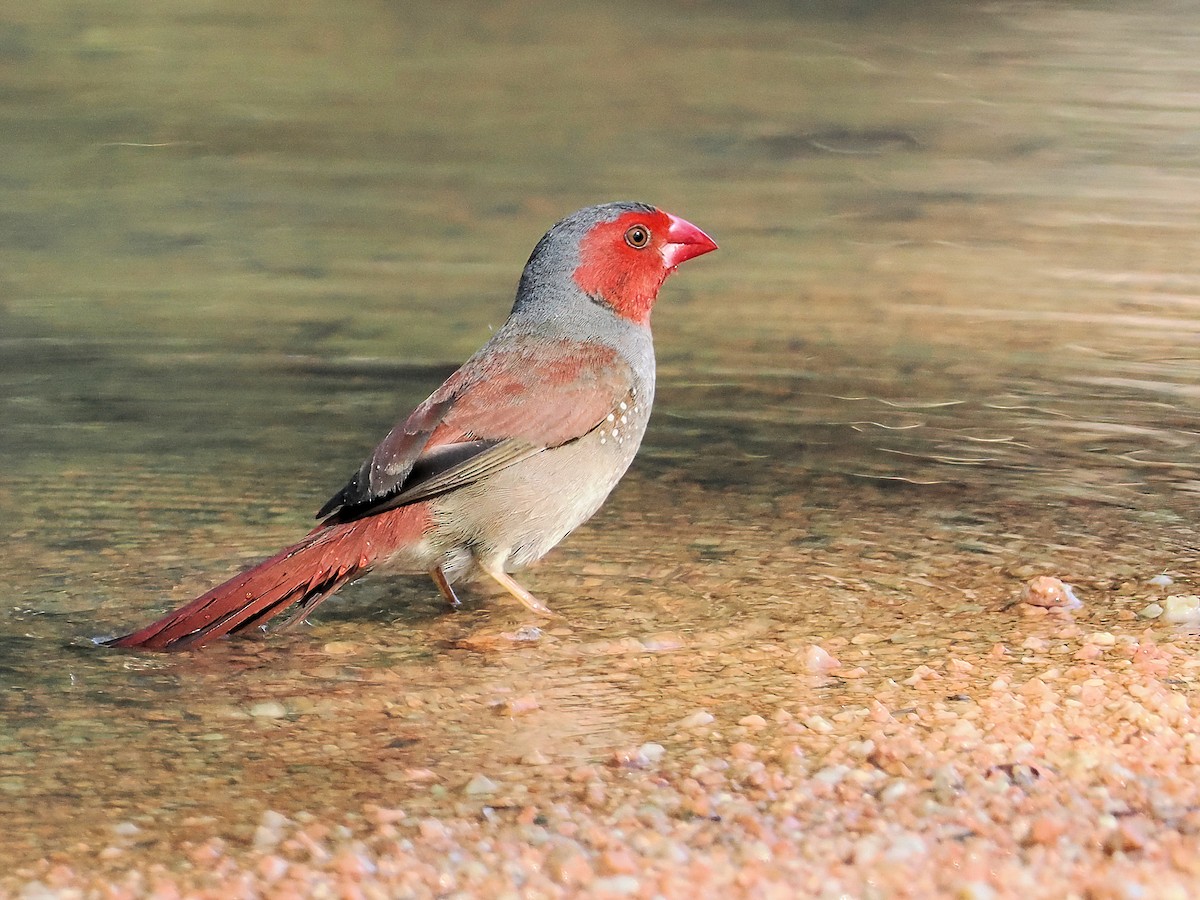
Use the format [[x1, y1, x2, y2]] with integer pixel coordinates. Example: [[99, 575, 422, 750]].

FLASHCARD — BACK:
[[3, 0, 1199, 896]]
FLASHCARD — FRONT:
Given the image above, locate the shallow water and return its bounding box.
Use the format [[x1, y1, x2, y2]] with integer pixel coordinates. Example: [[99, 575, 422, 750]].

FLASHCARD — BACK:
[[2, 0, 1198, 886]]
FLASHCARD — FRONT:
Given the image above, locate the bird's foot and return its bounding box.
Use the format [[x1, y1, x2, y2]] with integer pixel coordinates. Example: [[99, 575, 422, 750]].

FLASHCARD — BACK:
[[481, 564, 559, 618]]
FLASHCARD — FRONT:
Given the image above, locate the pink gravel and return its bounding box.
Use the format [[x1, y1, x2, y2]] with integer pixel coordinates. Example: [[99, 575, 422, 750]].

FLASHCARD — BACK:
[[11, 580, 1200, 898]]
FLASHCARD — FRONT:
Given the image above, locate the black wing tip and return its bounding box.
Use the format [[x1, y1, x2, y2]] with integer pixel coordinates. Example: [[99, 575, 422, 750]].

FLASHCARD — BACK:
[[316, 475, 359, 521]]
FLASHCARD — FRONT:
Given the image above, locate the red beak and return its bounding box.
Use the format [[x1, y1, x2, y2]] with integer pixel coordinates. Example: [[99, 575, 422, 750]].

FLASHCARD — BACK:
[[662, 213, 718, 269]]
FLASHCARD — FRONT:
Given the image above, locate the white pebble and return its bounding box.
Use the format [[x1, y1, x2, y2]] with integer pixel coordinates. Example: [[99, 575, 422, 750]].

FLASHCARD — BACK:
[[637, 742, 666, 763], [1161, 595, 1200, 624], [813, 765, 850, 786], [802, 644, 841, 673], [464, 774, 499, 796], [253, 810, 290, 851], [260, 810, 289, 830], [678, 710, 714, 728], [248, 701, 288, 719], [804, 715, 834, 734]]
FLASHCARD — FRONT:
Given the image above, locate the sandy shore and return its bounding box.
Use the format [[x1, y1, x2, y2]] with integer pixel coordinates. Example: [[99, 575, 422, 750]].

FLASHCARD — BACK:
[[11, 568, 1200, 898]]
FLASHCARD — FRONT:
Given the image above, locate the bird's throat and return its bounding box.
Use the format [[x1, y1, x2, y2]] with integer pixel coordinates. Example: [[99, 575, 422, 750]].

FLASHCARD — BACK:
[[573, 257, 665, 325]]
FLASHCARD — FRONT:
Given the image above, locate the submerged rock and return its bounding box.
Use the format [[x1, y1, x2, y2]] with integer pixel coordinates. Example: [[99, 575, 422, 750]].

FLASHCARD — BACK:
[[1020, 576, 1082, 610]]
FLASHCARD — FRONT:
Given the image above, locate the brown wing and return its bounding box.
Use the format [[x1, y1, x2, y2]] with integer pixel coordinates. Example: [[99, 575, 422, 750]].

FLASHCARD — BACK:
[[317, 339, 635, 523]]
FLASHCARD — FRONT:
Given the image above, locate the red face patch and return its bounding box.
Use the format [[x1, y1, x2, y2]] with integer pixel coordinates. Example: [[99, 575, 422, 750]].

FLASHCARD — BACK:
[[572, 209, 678, 325]]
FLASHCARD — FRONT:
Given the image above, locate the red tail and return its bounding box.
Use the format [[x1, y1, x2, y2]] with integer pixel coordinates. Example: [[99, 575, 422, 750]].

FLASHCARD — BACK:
[[107, 507, 427, 651]]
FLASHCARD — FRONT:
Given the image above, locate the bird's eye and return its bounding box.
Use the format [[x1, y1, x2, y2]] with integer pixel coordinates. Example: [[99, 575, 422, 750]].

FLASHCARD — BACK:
[[624, 225, 651, 249]]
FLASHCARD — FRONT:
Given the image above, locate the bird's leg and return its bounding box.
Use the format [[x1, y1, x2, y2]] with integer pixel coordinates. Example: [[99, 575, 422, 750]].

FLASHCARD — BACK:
[[428, 565, 461, 609], [479, 563, 558, 617]]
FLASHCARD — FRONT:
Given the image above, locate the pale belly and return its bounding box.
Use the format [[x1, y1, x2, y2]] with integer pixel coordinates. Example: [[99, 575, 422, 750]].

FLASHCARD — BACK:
[[425, 414, 646, 582]]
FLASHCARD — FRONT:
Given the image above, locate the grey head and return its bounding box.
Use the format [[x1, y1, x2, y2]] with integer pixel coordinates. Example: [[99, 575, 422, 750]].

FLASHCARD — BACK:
[[509, 201, 657, 322]]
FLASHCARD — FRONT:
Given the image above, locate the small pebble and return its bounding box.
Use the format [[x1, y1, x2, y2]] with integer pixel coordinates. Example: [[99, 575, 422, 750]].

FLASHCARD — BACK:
[[611, 743, 666, 768], [851, 632, 883, 645], [248, 701, 288, 719], [257, 855, 288, 882], [402, 768, 438, 783], [1020, 576, 1082, 610], [464, 774, 499, 796], [599, 848, 639, 875], [546, 843, 592, 886], [252, 810, 290, 850], [678, 710, 714, 728], [802, 644, 841, 673], [592, 875, 640, 895], [637, 742, 666, 763], [499, 695, 540, 715], [813, 765, 850, 786], [454, 626, 543, 652], [804, 715, 834, 734], [418, 818, 448, 842], [504, 626, 543, 643], [730, 742, 757, 760], [1161, 595, 1200, 624], [640, 632, 684, 651]]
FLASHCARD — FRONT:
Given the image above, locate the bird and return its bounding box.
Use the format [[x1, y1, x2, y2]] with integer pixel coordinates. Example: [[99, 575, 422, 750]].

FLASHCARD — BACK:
[[105, 201, 717, 651]]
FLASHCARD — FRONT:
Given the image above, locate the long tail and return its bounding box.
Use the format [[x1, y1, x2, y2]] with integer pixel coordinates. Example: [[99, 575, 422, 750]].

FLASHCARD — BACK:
[[106, 507, 427, 651]]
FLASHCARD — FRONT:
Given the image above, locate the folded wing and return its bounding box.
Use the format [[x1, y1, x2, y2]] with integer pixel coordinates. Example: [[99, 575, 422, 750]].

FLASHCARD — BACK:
[[317, 339, 634, 524]]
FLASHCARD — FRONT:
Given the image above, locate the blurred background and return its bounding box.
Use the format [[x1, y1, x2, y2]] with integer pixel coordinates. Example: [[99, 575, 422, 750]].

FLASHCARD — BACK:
[[4, 0, 1197, 510]]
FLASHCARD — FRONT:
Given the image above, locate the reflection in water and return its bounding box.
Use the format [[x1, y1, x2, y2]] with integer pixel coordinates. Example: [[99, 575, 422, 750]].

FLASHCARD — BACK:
[[1, 0, 1198, 887]]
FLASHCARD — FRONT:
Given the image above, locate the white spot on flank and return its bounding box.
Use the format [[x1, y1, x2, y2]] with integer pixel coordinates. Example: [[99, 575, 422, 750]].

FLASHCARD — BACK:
[[619, 401, 628, 411], [607, 413, 615, 422]]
